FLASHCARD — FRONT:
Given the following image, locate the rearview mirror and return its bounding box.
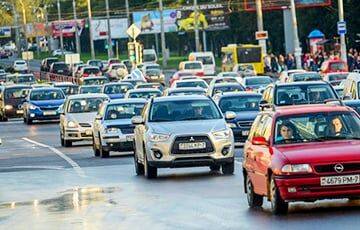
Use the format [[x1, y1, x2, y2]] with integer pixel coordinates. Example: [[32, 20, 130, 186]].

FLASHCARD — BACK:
[[252, 136, 269, 146], [225, 111, 236, 120], [131, 116, 144, 125]]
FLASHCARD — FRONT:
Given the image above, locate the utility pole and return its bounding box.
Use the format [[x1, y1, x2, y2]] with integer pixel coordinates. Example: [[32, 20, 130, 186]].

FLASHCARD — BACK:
[[18, 0, 29, 51], [72, 0, 81, 54], [11, 3, 21, 54], [338, 0, 347, 64], [105, 0, 113, 58], [194, 0, 200, 52], [255, 0, 267, 56], [87, 0, 95, 59], [44, 5, 51, 52], [57, 0, 64, 55], [290, 0, 302, 69], [159, 0, 167, 67], [125, 0, 130, 27]]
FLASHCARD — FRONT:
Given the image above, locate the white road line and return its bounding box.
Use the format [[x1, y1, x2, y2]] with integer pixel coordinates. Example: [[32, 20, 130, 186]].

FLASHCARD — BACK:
[[22, 137, 86, 178]]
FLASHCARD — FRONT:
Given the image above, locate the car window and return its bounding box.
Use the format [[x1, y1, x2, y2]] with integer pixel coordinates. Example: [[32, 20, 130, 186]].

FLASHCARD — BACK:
[[329, 62, 346, 71], [196, 56, 213, 65], [219, 95, 261, 113], [213, 84, 245, 95], [104, 84, 133, 94], [83, 78, 109, 85], [128, 91, 161, 99], [84, 68, 100, 74], [68, 97, 107, 113], [184, 62, 202, 70], [176, 81, 207, 89], [292, 73, 322, 82], [4, 87, 29, 100], [80, 86, 102, 94], [105, 103, 145, 120], [246, 78, 272, 86], [17, 75, 36, 84], [56, 86, 79, 95], [329, 74, 348, 82]]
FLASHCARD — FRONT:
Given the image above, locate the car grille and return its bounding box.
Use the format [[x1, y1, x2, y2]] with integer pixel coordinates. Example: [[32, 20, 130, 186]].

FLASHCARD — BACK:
[[108, 125, 134, 134], [79, 123, 92, 128], [314, 163, 360, 174], [237, 121, 253, 129], [40, 106, 59, 111], [171, 135, 214, 154]]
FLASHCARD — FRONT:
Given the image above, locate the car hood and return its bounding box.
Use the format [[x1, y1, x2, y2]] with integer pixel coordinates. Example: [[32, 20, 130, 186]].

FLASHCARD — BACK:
[[30, 99, 64, 107], [104, 119, 132, 127], [275, 140, 360, 164], [67, 112, 97, 123], [149, 119, 226, 135], [231, 110, 258, 122]]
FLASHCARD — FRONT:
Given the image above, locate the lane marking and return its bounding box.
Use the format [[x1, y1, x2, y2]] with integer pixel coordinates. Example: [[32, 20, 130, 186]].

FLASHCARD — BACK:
[[22, 137, 86, 178]]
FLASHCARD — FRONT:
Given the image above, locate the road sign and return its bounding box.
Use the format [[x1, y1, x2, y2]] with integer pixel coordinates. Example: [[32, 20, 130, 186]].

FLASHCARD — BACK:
[[255, 31, 268, 40], [127, 24, 141, 40], [337, 21, 347, 35]]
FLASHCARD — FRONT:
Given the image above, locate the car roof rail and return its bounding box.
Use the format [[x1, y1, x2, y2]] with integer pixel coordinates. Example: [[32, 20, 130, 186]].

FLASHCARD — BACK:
[[324, 99, 344, 106]]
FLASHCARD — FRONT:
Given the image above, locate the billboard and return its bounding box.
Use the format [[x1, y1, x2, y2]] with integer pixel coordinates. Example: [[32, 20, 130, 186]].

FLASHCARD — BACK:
[[0, 27, 11, 38], [51, 20, 85, 38], [244, 0, 332, 11], [133, 9, 178, 34], [91, 18, 128, 40], [26, 23, 47, 38], [176, 4, 229, 31]]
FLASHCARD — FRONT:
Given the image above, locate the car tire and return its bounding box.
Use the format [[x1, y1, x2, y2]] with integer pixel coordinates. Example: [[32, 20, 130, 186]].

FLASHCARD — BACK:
[[92, 136, 100, 157], [64, 139, 72, 147], [60, 131, 65, 147], [246, 174, 263, 208], [134, 144, 144, 175], [99, 136, 109, 158], [222, 161, 234, 175], [143, 145, 157, 179], [25, 116, 33, 125], [210, 165, 220, 171], [270, 176, 288, 215]]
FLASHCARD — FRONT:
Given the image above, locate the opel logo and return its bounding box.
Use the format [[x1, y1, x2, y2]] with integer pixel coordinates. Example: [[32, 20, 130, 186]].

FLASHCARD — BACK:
[[334, 163, 344, 173], [189, 137, 195, 142]]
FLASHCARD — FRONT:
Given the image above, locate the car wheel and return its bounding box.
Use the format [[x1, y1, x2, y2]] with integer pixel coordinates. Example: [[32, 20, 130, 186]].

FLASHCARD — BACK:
[[270, 176, 288, 215], [60, 131, 65, 147], [134, 144, 144, 175], [92, 136, 100, 157], [64, 139, 72, 147], [26, 116, 33, 125], [143, 144, 157, 179], [222, 161, 234, 175], [99, 136, 109, 158], [246, 174, 263, 208], [210, 165, 220, 171]]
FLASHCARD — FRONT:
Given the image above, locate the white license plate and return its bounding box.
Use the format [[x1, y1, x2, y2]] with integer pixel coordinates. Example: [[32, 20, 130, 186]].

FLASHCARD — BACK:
[[179, 142, 206, 150], [43, 111, 57, 116], [85, 130, 92, 135], [242, 130, 249, 136], [126, 135, 134, 141], [320, 174, 360, 186], [151, 76, 159, 79], [16, 110, 24, 114]]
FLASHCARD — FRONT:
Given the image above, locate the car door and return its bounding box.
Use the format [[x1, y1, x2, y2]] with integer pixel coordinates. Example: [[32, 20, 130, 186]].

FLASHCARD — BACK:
[[134, 103, 148, 163], [59, 99, 68, 131]]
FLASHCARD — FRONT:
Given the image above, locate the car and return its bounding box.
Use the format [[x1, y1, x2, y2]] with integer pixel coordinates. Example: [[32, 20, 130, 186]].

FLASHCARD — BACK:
[[233, 64, 256, 77], [102, 82, 134, 99], [13, 60, 28, 73], [142, 64, 164, 85], [121, 79, 147, 87], [80, 76, 109, 86], [105, 63, 128, 81], [178, 61, 205, 77], [6, 73, 36, 85], [59, 94, 109, 147], [87, 59, 104, 72], [92, 98, 147, 157], [69, 61, 84, 75], [125, 88, 162, 99], [171, 79, 209, 89], [135, 83, 164, 92], [261, 81, 339, 107], [278, 69, 306, 83], [23, 88, 65, 124], [52, 49, 73, 57], [188, 52, 216, 75], [343, 100, 360, 114], [163, 87, 207, 96], [0, 84, 31, 121], [169, 70, 199, 86], [50, 62, 71, 76], [320, 58, 348, 75], [132, 95, 235, 178], [217, 72, 241, 78], [79, 85, 102, 94], [340, 73, 360, 100], [53, 82, 79, 96], [214, 92, 262, 145], [323, 72, 349, 86], [41, 57, 59, 72], [243, 104, 360, 214], [79, 66, 102, 78], [241, 76, 273, 92], [106, 58, 121, 69], [286, 72, 322, 83], [143, 49, 158, 63], [207, 82, 245, 98], [200, 76, 217, 85], [73, 64, 87, 78]]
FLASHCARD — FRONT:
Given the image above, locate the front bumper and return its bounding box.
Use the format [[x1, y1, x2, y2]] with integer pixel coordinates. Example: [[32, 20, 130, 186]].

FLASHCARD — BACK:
[[27, 109, 60, 121], [275, 175, 360, 202], [101, 133, 135, 152], [64, 127, 93, 142], [231, 127, 250, 145]]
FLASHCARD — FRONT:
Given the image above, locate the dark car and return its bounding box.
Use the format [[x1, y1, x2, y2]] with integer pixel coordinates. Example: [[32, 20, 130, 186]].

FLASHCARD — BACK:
[[41, 57, 59, 72], [50, 62, 71, 76], [215, 92, 262, 144], [102, 82, 134, 99], [0, 85, 31, 121]]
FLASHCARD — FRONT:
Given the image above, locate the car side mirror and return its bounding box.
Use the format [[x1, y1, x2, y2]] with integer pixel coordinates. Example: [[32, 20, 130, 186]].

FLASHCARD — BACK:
[[342, 95, 351, 100], [131, 116, 144, 125], [259, 100, 270, 111], [225, 111, 236, 120], [252, 136, 269, 146]]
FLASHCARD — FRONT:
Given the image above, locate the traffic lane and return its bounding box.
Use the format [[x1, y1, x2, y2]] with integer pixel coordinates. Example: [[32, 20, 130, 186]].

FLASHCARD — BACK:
[[1, 164, 360, 229]]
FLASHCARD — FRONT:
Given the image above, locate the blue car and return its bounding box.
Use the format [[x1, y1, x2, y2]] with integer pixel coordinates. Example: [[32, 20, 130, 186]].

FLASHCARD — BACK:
[[23, 87, 65, 124], [215, 92, 262, 145], [102, 82, 134, 99]]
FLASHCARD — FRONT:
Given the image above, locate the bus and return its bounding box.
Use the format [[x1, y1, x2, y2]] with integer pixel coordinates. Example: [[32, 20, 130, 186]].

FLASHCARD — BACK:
[[221, 44, 264, 74]]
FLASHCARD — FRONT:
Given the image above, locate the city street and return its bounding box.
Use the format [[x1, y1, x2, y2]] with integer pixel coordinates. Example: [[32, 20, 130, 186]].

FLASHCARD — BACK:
[[2, 120, 360, 229]]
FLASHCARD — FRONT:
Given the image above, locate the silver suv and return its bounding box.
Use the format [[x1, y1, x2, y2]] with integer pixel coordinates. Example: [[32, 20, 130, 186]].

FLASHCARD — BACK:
[[132, 95, 235, 179]]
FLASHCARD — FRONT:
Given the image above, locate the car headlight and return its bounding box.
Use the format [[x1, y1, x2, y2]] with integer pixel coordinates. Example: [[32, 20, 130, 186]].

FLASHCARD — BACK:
[[67, 121, 78, 128], [213, 129, 231, 139], [281, 164, 313, 174], [105, 127, 120, 134], [4, 105, 13, 110], [149, 133, 170, 142], [29, 104, 38, 110], [227, 123, 237, 128]]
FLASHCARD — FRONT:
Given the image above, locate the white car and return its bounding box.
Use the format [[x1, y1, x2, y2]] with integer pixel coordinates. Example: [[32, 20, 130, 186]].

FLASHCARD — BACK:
[[278, 69, 306, 83], [106, 63, 128, 80], [52, 49, 73, 57], [59, 94, 109, 147], [171, 79, 209, 89], [13, 60, 28, 72], [189, 52, 216, 75], [178, 61, 204, 76]]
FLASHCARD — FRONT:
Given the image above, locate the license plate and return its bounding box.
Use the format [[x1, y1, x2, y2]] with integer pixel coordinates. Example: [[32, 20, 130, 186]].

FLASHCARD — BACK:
[[320, 174, 360, 186], [85, 130, 92, 135], [151, 76, 158, 79], [179, 142, 206, 150], [242, 130, 249, 136], [16, 110, 24, 114], [126, 135, 134, 141], [43, 111, 56, 116]]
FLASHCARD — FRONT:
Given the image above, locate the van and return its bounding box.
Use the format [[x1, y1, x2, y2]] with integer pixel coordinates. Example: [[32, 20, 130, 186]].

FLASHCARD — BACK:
[[189, 52, 216, 75], [143, 49, 158, 63], [342, 73, 360, 100]]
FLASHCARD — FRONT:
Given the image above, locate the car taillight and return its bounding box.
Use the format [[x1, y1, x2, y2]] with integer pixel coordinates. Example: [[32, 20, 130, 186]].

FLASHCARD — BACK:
[[196, 72, 204, 77], [83, 73, 89, 78], [246, 87, 253, 91]]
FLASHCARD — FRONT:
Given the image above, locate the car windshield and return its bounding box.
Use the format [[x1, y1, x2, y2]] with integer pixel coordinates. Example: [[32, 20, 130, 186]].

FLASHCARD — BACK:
[[67, 97, 107, 113], [53, 63, 68, 71], [330, 62, 346, 71], [80, 86, 102, 94], [219, 95, 261, 112], [214, 78, 238, 84], [274, 112, 360, 145], [17, 75, 36, 84], [145, 69, 161, 75], [276, 84, 337, 106], [143, 54, 156, 62], [196, 56, 213, 65], [213, 85, 245, 95], [30, 89, 64, 101], [128, 91, 161, 99], [47, 59, 58, 65], [292, 73, 322, 82], [184, 62, 202, 70], [84, 68, 100, 74], [89, 61, 102, 67], [329, 74, 348, 82], [176, 81, 207, 89], [146, 65, 160, 71], [150, 99, 222, 122], [221, 73, 238, 78], [83, 78, 108, 85], [105, 103, 145, 120], [246, 77, 272, 86], [104, 84, 133, 94], [4, 87, 29, 100], [137, 84, 163, 91], [56, 85, 79, 95], [169, 90, 206, 96]]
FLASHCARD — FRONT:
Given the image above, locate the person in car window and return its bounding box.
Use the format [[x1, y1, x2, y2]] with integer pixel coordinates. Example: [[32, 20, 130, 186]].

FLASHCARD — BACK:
[[329, 116, 348, 136], [276, 122, 296, 143]]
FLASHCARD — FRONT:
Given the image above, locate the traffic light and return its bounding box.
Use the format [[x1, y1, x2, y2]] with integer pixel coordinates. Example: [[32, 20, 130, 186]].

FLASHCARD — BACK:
[[135, 42, 143, 65], [128, 42, 136, 63]]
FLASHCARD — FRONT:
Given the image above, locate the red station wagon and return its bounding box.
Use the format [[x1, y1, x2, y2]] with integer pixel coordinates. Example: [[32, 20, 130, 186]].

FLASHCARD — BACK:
[[243, 104, 360, 214]]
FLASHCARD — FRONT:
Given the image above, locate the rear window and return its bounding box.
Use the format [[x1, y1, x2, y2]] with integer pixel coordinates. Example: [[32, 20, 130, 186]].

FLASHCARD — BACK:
[[15, 61, 26, 65], [143, 54, 156, 62], [329, 62, 346, 71], [329, 74, 348, 82], [213, 84, 245, 95], [176, 81, 208, 89], [84, 68, 100, 74], [246, 77, 272, 85], [17, 75, 36, 84], [292, 73, 322, 82], [184, 63, 202, 70], [53, 63, 68, 71], [104, 84, 133, 94], [196, 56, 214, 65]]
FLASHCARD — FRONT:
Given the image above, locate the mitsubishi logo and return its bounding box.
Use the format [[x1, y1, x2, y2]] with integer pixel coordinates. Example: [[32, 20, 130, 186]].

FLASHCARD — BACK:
[[189, 137, 195, 142], [334, 163, 344, 173]]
